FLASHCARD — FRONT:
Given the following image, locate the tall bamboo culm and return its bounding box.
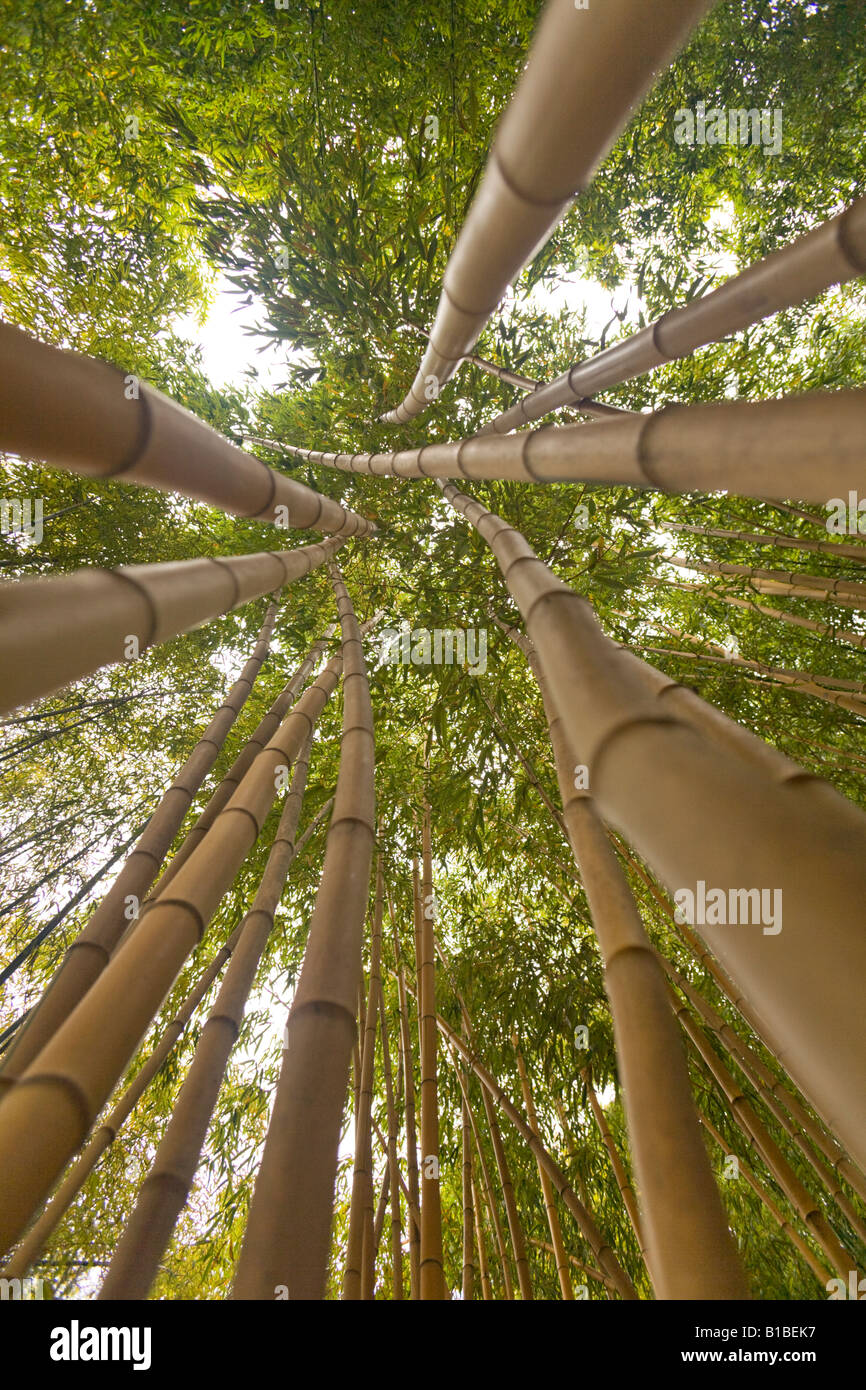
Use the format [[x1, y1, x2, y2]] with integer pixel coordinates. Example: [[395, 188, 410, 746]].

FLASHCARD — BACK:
[[515, 1044, 574, 1299], [416, 804, 447, 1298], [391, 906, 422, 1299], [232, 563, 375, 1299], [438, 478, 866, 1178], [99, 732, 324, 1299], [0, 597, 281, 1089]]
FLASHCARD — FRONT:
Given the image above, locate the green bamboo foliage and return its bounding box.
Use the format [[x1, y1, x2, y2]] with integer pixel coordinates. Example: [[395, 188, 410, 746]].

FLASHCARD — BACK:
[[481, 1085, 533, 1300], [448, 1053, 514, 1300], [232, 563, 375, 1300], [99, 731, 324, 1299], [582, 1068, 645, 1266], [437, 478, 866, 1180], [0, 597, 281, 1088], [663, 520, 866, 565], [515, 1044, 574, 1299], [416, 805, 447, 1299], [0, 644, 345, 1255], [652, 579, 866, 651], [343, 851, 384, 1300], [668, 555, 866, 610]]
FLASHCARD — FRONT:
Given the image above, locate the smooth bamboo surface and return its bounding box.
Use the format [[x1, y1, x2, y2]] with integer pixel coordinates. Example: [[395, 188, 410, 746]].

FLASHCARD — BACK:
[[232, 564, 375, 1300], [439, 479, 866, 1176], [0, 320, 374, 538], [0, 535, 345, 715], [417, 806, 447, 1298]]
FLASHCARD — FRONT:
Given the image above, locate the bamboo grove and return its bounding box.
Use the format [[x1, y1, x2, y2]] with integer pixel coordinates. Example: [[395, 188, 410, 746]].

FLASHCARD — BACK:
[[1, 0, 865, 1302]]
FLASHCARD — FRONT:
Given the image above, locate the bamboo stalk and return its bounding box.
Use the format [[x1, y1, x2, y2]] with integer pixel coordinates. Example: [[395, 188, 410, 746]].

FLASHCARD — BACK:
[[0, 537, 344, 716], [669, 554, 866, 609], [495, 616, 746, 1298], [461, 1094, 475, 1300], [99, 732, 322, 1299], [232, 564, 375, 1300], [435, 1011, 636, 1298], [448, 1053, 514, 1299], [471, 1175, 492, 1300], [379, 974, 404, 1300], [380, 0, 713, 423], [0, 650, 345, 1256], [481, 1085, 534, 1299], [0, 598, 282, 1086], [440, 477, 866, 1178], [663, 519, 866, 565], [478, 198, 866, 435], [528, 1237, 609, 1291], [343, 852, 384, 1300], [1, 911, 250, 1281], [514, 1044, 572, 1298], [636, 642, 866, 719], [670, 987, 860, 1283], [651, 578, 866, 651], [0, 320, 374, 538], [416, 804, 446, 1299], [391, 904, 422, 1299]]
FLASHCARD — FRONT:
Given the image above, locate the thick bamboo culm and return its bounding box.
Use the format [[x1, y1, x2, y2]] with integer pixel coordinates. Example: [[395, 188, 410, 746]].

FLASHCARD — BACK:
[[668, 555, 866, 607], [480, 1084, 534, 1300], [378, 968, 404, 1300], [288, 387, 866, 507], [461, 1093, 475, 1300], [698, 1111, 832, 1288], [439, 478, 866, 1177], [343, 852, 384, 1300], [380, 0, 712, 423], [0, 598, 281, 1089], [500, 618, 747, 1298], [0, 321, 374, 539], [0, 534, 344, 716], [663, 520, 866, 566], [0, 651, 345, 1256], [514, 1046, 573, 1299], [670, 988, 860, 1283], [434, 1005, 636, 1298], [582, 1068, 644, 1262], [1, 911, 249, 1281], [478, 198, 866, 435], [416, 806, 447, 1299], [616, 836, 866, 1208], [232, 564, 375, 1300], [99, 732, 321, 1299]]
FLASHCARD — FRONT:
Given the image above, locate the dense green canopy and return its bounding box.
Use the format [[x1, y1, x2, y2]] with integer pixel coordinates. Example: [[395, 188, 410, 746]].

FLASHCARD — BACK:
[[1, 0, 865, 1300]]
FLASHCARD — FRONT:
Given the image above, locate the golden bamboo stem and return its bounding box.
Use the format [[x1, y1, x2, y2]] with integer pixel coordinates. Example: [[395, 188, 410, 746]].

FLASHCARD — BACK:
[[582, 1068, 644, 1261], [378, 970, 404, 1300], [471, 1175, 492, 1300], [416, 805, 446, 1299], [0, 320, 373, 537], [390, 901, 422, 1299], [480, 1085, 534, 1300], [461, 1094, 475, 1301], [232, 564, 375, 1300], [515, 1044, 573, 1299], [663, 519, 866, 565]]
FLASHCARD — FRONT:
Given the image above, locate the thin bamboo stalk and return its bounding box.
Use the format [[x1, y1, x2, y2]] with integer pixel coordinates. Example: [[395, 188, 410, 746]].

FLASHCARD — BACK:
[[343, 852, 384, 1300], [636, 642, 866, 719], [439, 478, 866, 1177], [669, 554, 866, 608], [514, 1044, 572, 1298], [391, 911, 422, 1299], [528, 1237, 609, 1291], [495, 616, 746, 1298], [582, 1067, 644, 1261], [379, 978, 404, 1300], [479, 198, 866, 435], [0, 536, 343, 716], [0, 650, 344, 1256], [652, 578, 866, 651], [448, 1053, 514, 1299], [436, 1011, 636, 1298], [1, 911, 250, 1280], [471, 1175, 492, 1300], [99, 734, 322, 1299], [381, 0, 713, 422], [416, 804, 446, 1299], [461, 1094, 475, 1301], [663, 520, 866, 565], [0, 598, 282, 1085], [670, 988, 859, 1283], [0, 320, 374, 538], [697, 1111, 831, 1288], [481, 1085, 534, 1299], [232, 564, 375, 1300]]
